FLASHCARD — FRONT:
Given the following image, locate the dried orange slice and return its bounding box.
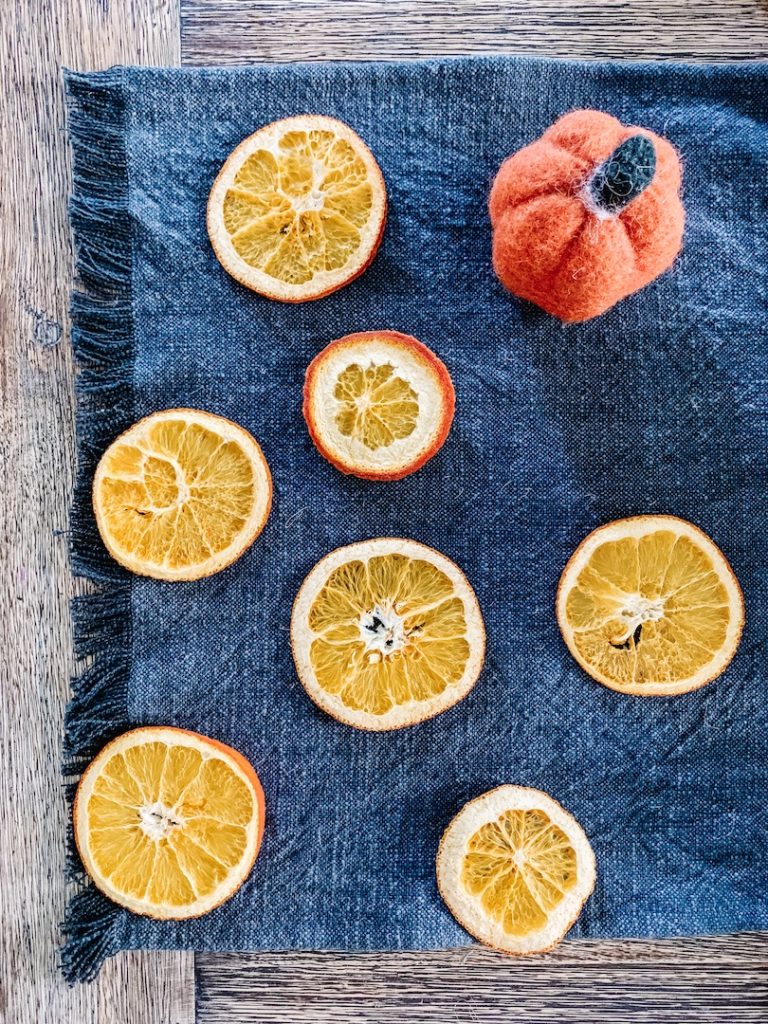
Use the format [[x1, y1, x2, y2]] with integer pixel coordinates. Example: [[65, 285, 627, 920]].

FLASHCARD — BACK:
[[557, 515, 744, 695], [73, 727, 265, 919], [93, 409, 272, 581], [207, 115, 387, 301], [437, 786, 596, 955], [291, 538, 485, 730], [303, 331, 455, 480]]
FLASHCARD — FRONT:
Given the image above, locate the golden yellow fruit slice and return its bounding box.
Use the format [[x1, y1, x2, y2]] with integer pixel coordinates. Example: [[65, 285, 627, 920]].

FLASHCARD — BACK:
[[437, 786, 596, 955], [557, 515, 744, 695], [93, 409, 272, 581], [207, 115, 387, 302], [73, 727, 265, 919], [303, 331, 455, 480], [290, 538, 485, 730]]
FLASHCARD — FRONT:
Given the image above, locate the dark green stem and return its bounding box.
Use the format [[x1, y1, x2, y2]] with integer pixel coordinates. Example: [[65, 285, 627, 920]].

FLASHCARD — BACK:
[[586, 134, 656, 214]]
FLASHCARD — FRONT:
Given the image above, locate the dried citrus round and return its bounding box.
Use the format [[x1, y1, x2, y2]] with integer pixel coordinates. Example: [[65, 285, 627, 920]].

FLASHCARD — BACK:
[[557, 515, 744, 695], [291, 538, 485, 730], [93, 409, 272, 581], [303, 331, 455, 480], [73, 727, 265, 919], [437, 786, 596, 955], [207, 114, 387, 301]]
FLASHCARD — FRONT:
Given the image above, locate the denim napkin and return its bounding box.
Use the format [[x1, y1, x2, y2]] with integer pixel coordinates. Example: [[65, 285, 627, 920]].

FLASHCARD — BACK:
[[63, 55, 768, 982]]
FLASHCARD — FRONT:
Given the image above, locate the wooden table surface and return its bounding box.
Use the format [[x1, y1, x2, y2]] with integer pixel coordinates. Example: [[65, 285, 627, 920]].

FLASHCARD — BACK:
[[2, 2, 767, 1022]]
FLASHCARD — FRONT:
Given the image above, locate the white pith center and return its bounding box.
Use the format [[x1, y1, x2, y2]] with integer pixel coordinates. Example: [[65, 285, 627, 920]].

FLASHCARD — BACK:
[[612, 595, 665, 644], [359, 603, 410, 661], [512, 848, 527, 869], [139, 801, 185, 841], [288, 159, 328, 214], [137, 455, 189, 514], [291, 189, 326, 213]]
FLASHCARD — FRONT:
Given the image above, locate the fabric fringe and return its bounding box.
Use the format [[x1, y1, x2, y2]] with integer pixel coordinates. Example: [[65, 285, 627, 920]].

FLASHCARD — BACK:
[[61, 886, 129, 985], [62, 69, 136, 984]]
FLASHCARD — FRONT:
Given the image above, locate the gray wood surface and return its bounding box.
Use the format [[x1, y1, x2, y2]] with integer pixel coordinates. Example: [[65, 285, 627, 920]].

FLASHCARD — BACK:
[[2, 1, 767, 1022], [181, 0, 768, 64], [0, 1, 193, 1022], [197, 940, 768, 1024]]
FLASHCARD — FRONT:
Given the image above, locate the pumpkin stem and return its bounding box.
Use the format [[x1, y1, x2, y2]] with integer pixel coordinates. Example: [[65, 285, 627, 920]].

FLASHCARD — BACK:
[[586, 134, 656, 215]]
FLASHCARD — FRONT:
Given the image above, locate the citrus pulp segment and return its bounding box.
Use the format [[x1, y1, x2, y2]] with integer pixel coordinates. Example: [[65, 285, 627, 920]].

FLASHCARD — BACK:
[[556, 515, 744, 695], [303, 331, 455, 479], [207, 115, 387, 301], [437, 785, 596, 955], [290, 538, 485, 730], [92, 409, 272, 581], [73, 727, 265, 919]]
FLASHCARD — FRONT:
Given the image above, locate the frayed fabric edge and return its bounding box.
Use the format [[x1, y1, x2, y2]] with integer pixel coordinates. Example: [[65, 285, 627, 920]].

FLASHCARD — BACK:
[[61, 68, 136, 984]]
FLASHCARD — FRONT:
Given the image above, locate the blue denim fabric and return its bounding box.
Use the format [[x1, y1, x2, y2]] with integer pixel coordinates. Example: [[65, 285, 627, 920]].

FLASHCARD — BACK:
[[66, 56, 768, 972]]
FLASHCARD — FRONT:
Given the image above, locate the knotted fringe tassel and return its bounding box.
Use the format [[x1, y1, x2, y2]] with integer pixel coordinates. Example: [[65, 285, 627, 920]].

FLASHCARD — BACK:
[[62, 69, 136, 984], [61, 887, 129, 985]]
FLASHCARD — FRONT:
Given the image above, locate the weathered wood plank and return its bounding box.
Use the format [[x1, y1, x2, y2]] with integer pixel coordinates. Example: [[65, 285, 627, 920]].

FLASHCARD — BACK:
[[181, 0, 768, 65], [197, 939, 768, 1023], [0, 1, 192, 1022]]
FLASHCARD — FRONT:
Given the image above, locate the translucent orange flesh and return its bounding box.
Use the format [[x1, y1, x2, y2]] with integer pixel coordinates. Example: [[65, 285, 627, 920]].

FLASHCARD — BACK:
[[308, 554, 470, 715], [461, 810, 577, 936], [222, 129, 375, 284], [97, 419, 256, 571], [85, 741, 256, 908], [334, 362, 419, 450], [564, 530, 732, 687]]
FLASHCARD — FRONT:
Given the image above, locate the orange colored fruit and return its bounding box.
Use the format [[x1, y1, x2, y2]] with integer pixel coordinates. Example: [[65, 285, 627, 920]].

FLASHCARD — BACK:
[[92, 409, 272, 581], [557, 515, 744, 695], [291, 538, 485, 730], [207, 114, 387, 302], [303, 331, 455, 480], [73, 727, 265, 919], [437, 786, 596, 955]]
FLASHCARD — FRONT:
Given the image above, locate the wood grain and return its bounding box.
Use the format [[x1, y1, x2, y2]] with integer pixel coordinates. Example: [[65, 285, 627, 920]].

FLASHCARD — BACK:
[[0, 1, 192, 1022], [197, 939, 768, 1023], [181, 0, 768, 65]]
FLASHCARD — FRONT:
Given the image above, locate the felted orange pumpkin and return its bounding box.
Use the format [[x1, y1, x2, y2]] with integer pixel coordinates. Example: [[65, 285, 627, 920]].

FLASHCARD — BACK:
[[489, 110, 684, 323]]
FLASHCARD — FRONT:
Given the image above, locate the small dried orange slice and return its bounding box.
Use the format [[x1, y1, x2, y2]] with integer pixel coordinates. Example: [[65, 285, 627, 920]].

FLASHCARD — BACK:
[[207, 115, 387, 301], [93, 409, 272, 581], [556, 515, 744, 695], [73, 727, 265, 919], [303, 331, 455, 480], [291, 538, 485, 730], [437, 786, 596, 955]]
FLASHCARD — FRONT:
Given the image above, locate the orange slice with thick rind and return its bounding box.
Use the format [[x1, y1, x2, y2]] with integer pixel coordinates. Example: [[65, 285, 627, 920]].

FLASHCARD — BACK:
[[437, 786, 596, 955], [303, 331, 455, 480], [92, 409, 272, 581], [73, 727, 265, 919], [207, 115, 387, 302], [556, 515, 744, 695], [290, 538, 485, 730]]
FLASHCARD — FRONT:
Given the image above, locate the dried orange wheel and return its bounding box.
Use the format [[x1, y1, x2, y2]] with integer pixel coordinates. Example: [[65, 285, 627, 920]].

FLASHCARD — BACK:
[[93, 409, 272, 581], [556, 515, 744, 695], [291, 538, 485, 730], [303, 331, 455, 480], [207, 114, 387, 301], [73, 727, 265, 919], [437, 786, 596, 955]]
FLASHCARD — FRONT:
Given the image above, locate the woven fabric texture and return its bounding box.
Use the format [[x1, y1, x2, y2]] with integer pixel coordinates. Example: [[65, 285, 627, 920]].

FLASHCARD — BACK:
[[64, 56, 767, 981]]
